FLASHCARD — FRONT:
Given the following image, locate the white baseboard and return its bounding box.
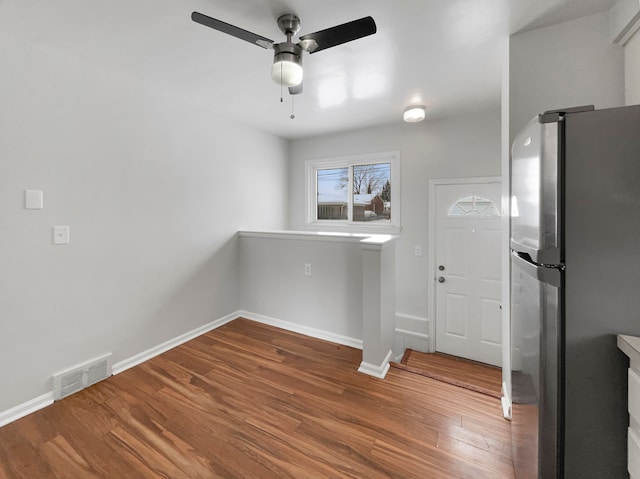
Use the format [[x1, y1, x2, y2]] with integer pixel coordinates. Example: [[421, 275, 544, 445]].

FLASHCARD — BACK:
[[238, 310, 363, 350], [395, 313, 429, 330], [395, 328, 429, 340], [0, 392, 54, 428], [111, 312, 238, 375], [0, 310, 364, 428], [0, 312, 240, 428], [358, 349, 394, 379]]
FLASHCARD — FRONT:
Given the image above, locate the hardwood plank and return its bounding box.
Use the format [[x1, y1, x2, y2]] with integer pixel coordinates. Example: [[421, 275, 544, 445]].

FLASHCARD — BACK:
[[396, 350, 502, 398], [0, 319, 514, 478], [39, 435, 102, 479], [435, 434, 514, 477], [0, 426, 55, 478]]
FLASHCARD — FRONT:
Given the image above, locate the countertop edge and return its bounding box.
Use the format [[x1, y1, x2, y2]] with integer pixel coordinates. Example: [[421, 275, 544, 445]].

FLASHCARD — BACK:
[[238, 230, 399, 246], [618, 335, 640, 364]]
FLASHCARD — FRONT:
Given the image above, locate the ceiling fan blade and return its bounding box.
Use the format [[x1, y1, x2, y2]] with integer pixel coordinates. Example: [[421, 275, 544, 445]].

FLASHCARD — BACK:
[[299, 16, 376, 53], [191, 12, 274, 49], [288, 82, 303, 95]]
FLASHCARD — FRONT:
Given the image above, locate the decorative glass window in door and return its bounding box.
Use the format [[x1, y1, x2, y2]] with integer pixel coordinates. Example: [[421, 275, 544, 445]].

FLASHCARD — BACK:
[[448, 195, 500, 217]]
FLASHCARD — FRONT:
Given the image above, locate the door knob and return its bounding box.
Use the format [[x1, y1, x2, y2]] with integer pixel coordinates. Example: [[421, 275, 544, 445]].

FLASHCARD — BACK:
[[438, 265, 445, 271], [438, 276, 445, 283]]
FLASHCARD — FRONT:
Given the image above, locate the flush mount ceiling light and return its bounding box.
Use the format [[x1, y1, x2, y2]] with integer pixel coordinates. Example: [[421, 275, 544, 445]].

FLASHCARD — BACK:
[[404, 105, 426, 123]]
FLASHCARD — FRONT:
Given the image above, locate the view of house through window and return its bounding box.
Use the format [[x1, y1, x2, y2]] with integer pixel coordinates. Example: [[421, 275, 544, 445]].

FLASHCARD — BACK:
[[317, 163, 391, 223]]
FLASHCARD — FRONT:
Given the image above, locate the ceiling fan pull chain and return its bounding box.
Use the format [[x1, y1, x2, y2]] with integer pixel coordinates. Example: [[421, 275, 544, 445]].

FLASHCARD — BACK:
[[290, 93, 295, 120], [280, 62, 284, 102]]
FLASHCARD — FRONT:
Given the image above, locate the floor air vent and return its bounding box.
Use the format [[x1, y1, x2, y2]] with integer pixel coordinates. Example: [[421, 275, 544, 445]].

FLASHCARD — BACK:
[[53, 353, 112, 400]]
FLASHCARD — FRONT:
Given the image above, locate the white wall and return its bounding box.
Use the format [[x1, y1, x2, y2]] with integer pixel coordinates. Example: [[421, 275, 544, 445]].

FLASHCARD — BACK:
[[500, 36, 512, 415], [510, 12, 625, 143], [239, 232, 398, 374], [238, 233, 364, 343], [609, 0, 640, 105], [0, 35, 288, 412], [626, 31, 640, 104], [287, 110, 501, 339]]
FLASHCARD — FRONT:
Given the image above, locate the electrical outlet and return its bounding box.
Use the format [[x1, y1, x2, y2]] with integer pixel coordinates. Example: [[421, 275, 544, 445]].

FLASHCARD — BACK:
[[53, 225, 70, 245], [304, 263, 312, 276], [414, 245, 423, 257]]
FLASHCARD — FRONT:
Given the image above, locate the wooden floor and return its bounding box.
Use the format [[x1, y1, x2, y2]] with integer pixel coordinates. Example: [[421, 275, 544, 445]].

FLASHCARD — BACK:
[[0, 319, 514, 478], [394, 350, 503, 399]]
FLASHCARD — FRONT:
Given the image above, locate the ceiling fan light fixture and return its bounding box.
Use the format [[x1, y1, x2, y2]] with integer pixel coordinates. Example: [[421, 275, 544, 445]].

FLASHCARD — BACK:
[[272, 43, 303, 87], [272, 58, 303, 87], [404, 105, 426, 123]]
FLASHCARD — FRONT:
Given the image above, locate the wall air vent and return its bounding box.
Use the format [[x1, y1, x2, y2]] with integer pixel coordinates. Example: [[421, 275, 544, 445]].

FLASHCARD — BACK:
[[52, 353, 112, 400]]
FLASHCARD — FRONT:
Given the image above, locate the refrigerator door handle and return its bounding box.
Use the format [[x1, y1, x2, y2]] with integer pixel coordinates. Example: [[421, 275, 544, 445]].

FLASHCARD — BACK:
[[510, 118, 562, 265], [511, 250, 562, 287]]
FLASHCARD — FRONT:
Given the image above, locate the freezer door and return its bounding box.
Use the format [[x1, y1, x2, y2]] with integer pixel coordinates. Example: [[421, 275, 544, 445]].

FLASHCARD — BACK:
[[510, 251, 562, 479], [510, 116, 561, 265]]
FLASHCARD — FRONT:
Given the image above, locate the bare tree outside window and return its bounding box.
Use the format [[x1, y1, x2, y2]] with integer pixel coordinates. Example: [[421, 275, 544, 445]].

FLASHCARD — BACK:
[[351, 163, 390, 222], [381, 180, 391, 202], [338, 163, 390, 195]]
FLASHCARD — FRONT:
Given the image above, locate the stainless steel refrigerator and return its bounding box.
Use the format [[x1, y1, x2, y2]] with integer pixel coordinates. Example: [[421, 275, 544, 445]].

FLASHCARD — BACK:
[[510, 104, 640, 478]]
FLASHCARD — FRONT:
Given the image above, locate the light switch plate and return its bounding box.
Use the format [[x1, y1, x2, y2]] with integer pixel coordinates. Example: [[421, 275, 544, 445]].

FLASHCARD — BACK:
[[25, 190, 43, 209], [53, 225, 70, 245]]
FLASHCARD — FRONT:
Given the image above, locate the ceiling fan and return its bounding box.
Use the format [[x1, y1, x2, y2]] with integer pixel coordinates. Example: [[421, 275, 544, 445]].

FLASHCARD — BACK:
[[191, 11, 377, 95]]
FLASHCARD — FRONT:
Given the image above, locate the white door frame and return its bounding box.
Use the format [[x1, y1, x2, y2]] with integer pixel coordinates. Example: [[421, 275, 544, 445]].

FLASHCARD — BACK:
[[427, 176, 502, 353]]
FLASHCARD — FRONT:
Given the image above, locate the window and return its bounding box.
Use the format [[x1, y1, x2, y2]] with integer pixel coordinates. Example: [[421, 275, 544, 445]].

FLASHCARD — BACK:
[[448, 195, 500, 217], [306, 152, 400, 232]]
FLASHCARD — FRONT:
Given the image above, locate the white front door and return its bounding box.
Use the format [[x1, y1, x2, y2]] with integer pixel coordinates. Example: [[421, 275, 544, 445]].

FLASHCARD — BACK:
[[434, 181, 502, 366]]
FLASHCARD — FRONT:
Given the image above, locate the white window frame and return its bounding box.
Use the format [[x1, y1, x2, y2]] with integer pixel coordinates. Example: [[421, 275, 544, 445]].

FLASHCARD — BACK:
[[305, 151, 401, 234]]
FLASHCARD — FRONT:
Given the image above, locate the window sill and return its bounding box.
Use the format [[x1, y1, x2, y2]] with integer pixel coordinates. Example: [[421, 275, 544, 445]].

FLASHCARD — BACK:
[[305, 222, 402, 235], [238, 229, 399, 246]]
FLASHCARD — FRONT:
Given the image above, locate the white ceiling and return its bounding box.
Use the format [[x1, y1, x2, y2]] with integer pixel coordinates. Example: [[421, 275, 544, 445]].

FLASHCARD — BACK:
[[0, 0, 617, 139]]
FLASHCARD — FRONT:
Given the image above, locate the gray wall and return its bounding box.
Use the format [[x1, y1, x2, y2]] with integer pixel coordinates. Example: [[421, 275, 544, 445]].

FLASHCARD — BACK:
[[626, 30, 640, 105], [509, 12, 625, 143], [239, 234, 364, 342], [0, 34, 288, 412], [288, 110, 502, 334]]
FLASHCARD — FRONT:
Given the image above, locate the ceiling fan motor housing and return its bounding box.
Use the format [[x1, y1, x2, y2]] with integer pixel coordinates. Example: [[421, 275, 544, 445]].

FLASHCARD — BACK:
[[272, 42, 303, 87], [277, 14, 301, 36]]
